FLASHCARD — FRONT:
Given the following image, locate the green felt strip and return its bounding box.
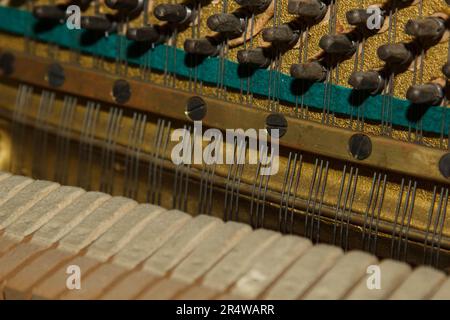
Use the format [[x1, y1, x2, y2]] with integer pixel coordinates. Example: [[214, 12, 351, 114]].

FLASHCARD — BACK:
[[0, 5, 448, 135]]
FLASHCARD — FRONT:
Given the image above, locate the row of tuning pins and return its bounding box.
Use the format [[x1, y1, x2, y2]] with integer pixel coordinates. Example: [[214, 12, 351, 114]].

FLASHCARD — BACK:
[[33, 0, 145, 33], [32, 0, 450, 106], [289, 0, 450, 107]]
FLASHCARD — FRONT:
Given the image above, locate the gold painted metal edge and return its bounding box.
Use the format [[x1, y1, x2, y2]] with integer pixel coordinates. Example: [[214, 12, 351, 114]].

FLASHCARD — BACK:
[[1, 48, 449, 185]]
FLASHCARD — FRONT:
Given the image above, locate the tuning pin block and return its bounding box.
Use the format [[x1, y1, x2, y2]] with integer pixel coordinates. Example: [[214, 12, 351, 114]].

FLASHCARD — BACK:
[[235, 0, 272, 11], [154, 4, 192, 24], [405, 17, 445, 43], [126, 26, 162, 42], [33, 5, 67, 20], [406, 83, 444, 105], [348, 71, 384, 93], [237, 48, 271, 67], [377, 43, 413, 65], [288, 0, 327, 22], [319, 34, 356, 56], [184, 38, 219, 56], [207, 13, 245, 36], [290, 61, 326, 82], [80, 15, 115, 32]]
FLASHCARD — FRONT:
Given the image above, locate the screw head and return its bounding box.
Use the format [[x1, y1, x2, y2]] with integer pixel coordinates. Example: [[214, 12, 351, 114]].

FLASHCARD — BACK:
[[0, 52, 14, 75], [439, 153, 450, 179], [349, 133, 372, 160], [265, 113, 287, 138], [112, 79, 131, 104], [47, 63, 65, 87], [185, 96, 207, 121]]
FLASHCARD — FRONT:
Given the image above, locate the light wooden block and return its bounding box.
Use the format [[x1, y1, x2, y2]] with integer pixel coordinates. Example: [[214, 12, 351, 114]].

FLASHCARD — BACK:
[[31, 255, 100, 299], [137, 278, 188, 300], [31, 192, 110, 246], [346, 259, 412, 300], [58, 197, 137, 253], [100, 270, 159, 300], [171, 221, 252, 284], [231, 235, 312, 299], [5, 186, 84, 241], [113, 210, 191, 270], [202, 229, 280, 292], [303, 250, 378, 300], [264, 244, 343, 300], [143, 214, 222, 276], [86, 204, 165, 262], [389, 266, 446, 300], [0, 180, 59, 229]]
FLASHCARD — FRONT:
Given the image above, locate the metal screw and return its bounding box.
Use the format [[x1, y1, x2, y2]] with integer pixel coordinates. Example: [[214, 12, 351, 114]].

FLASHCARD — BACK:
[[185, 96, 207, 121], [348, 133, 372, 160], [112, 79, 131, 104], [47, 63, 65, 87], [439, 153, 450, 179], [265, 113, 287, 138], [0, 52, 14, 75]]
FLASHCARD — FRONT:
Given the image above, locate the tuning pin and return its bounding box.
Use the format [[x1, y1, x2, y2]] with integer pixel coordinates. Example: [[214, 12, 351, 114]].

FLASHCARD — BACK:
[[33, 5, 67, 20], [262, 24, 298, 44], [154, 4, 191, 24], [319, 34, 356, 56], [80, 15, 114, 32], [405, 17, 445, 43], [235, 0, 272, 11], [184, 38, 219, 56], [290, 61, 326, 81], [207, 13, 245, 36], [237, 48, 271, 67], [377, 43, 413, 65], [126, 26, 162, 42], [288, 0, 327, 21], [447, 0, 450, 5], [348, 71, 384, 93], [105, 0, 142, 10], [406, 83, 444, 105], [442, 62, 450, 78]]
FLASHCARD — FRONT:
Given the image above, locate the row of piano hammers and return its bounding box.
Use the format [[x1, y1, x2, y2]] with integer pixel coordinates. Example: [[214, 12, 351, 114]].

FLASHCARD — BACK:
[[0, 171, 449, 299]]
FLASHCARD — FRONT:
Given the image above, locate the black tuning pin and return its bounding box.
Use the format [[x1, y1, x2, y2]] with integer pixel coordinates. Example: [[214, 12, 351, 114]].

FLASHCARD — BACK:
[[207, 13, 245, 36], [237, 48, 271, 67], [406, 83, 444, 105], [290, 61, 326, 81], [126, 26, 162, 42], [184, 38, 219, 56], [348, 71, 384, 93], [442, 62, 450, 78], [33, 5, 67, 20], [262, 24, 298, 44], [154, 4, 192, 24], [105, 0, 142, 11], [288, 0, 327, 21], [235, 0, 272, 11], [319, 34, 356, 56], [80, 15, 114, 32], [377, 43, 413, 65], [405, 17, 445, 43]]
